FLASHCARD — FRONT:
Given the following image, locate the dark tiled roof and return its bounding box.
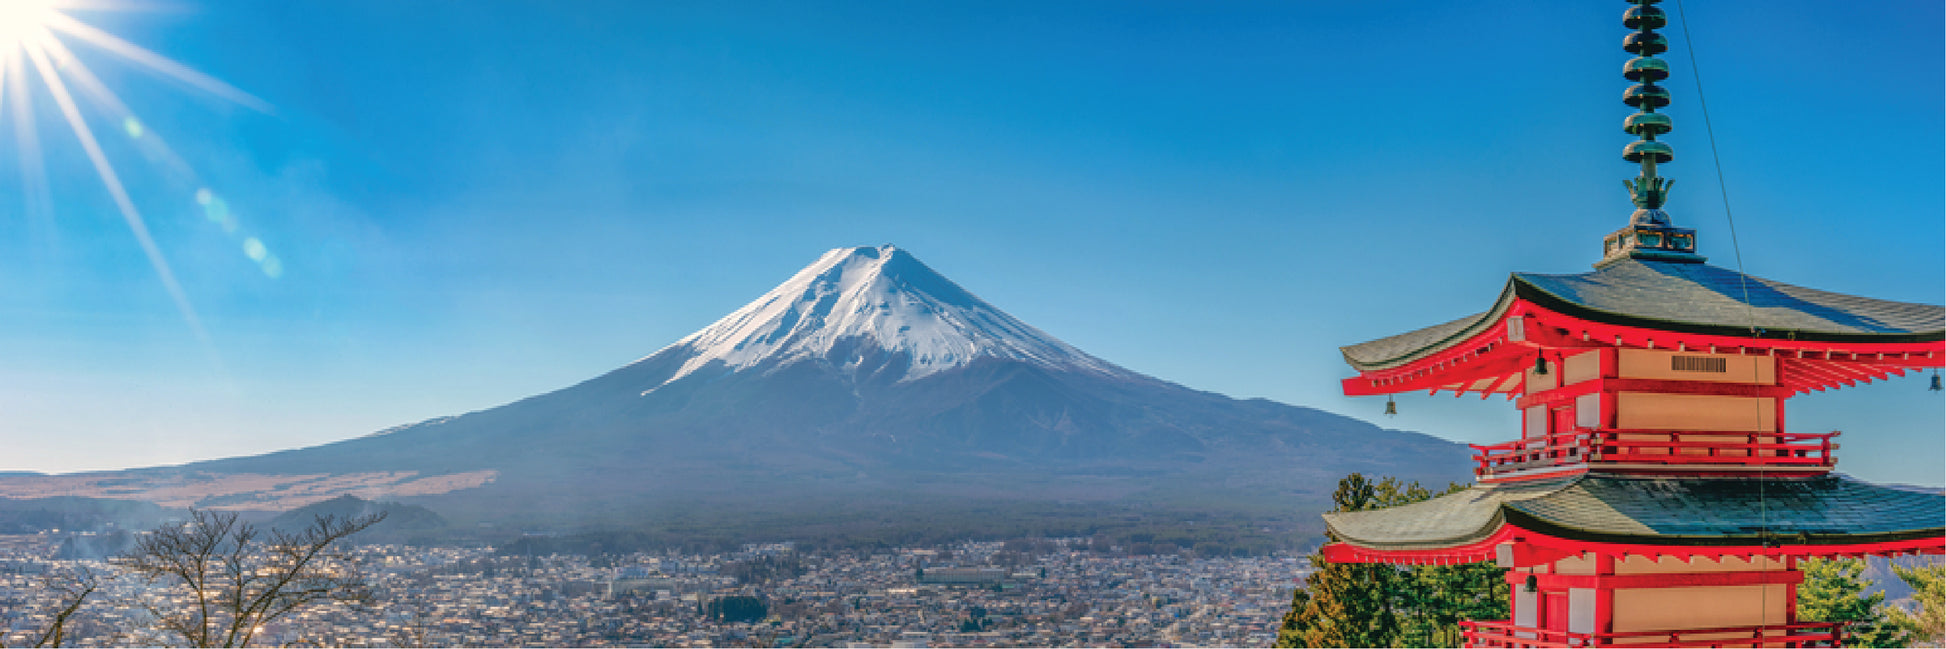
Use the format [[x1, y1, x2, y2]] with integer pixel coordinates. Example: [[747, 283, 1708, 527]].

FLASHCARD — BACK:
[[1337, 310, 1497, 373], [1321, 477, 1567, 549], [1340, 259, 1945, 371], [1324, 474, 1945, 550], [1516, 260, 1944, 341]]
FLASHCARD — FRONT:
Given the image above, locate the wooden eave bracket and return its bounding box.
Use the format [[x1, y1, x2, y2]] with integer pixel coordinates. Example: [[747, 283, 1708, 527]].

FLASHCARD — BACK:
[[1494, 539, 1580, 569]]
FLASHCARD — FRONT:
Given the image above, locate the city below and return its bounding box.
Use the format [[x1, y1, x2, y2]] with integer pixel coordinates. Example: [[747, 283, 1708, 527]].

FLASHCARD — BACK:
[[1, 535, 1308, 647]]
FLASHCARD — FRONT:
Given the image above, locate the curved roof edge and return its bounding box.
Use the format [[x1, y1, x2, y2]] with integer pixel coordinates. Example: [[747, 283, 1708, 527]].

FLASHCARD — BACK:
[[1511, 274, 1946, 346], [1324, 474, 1945, 552], [1338, 288, 1515, 373], [1322, 476, 1569, 550], [1340, 260, 1945, 372]]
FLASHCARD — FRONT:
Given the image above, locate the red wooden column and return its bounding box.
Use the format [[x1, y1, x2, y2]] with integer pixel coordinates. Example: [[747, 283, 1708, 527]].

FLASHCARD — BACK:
[[1785, 555, 1799, 626], [1595, 554, 1615, 638]]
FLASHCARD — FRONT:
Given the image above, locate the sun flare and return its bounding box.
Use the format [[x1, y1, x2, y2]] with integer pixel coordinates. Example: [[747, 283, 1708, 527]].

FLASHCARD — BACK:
[[0, 2, 53, 55], [1, 0, 269, 344]]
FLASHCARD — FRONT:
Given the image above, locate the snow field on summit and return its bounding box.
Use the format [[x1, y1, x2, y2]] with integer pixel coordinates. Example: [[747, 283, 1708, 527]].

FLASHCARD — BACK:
[[647, 245, 1133, 390]]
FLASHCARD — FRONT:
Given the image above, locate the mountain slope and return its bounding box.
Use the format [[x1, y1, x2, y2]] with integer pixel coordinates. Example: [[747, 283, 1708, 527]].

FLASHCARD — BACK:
[[0, 245, 1472, 526]]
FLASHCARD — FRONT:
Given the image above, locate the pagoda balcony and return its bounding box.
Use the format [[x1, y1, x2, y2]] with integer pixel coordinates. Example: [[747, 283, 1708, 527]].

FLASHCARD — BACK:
[[1472, 430, 1839, 480], [1459, 619, 1844, 648]]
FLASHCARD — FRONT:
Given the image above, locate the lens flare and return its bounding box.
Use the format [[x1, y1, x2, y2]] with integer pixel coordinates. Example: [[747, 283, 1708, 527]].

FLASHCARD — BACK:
[[0, 0, 274, 344]]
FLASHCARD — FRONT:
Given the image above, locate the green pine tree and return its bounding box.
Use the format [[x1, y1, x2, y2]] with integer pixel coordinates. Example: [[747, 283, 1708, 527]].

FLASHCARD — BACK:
[[1885, 562, 1945, 648], [1797, 557, 1903, 647], [1278, 473, 1397, 648], [1386, 482, 1508, 648], [1277, 474, 1507, 648]]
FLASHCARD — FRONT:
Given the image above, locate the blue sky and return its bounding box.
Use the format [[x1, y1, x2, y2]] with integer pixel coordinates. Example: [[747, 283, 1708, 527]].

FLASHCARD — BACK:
[[1, 0, 1940, 485]]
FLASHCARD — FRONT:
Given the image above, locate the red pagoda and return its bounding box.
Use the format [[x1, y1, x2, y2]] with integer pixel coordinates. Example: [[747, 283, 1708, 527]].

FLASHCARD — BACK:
[[1317, 1, 1946, 647]]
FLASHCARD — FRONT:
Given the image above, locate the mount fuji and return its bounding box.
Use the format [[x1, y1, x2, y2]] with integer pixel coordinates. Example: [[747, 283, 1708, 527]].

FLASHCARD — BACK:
[[652, 245, 1132, 387], [1, 245, 1470, 533]]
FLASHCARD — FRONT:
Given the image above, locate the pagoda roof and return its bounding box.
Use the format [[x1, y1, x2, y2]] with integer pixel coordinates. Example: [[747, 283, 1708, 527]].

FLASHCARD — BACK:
[[1342, 259, 1945, 373], [1323, 473, 1944, 552]]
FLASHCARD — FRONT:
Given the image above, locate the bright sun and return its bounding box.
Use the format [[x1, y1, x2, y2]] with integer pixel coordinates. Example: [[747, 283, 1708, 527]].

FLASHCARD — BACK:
[[0, 0, 268, 342], [0, 0, 59, 53]]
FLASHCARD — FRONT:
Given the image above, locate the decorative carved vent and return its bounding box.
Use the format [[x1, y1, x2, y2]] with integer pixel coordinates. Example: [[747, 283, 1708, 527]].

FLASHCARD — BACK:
[[1672, 355, 1728, 373]]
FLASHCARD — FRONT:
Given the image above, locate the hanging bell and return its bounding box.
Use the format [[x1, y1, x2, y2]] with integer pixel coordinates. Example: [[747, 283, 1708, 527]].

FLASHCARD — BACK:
[[1534, 355, 1550, 376], [1930, 372, 1942, 392], [1384, 397, 1398, 416]]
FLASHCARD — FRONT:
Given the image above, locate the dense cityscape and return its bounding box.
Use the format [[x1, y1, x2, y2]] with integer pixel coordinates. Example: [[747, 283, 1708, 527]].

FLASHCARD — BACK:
[[1, 534, 1308, 647]]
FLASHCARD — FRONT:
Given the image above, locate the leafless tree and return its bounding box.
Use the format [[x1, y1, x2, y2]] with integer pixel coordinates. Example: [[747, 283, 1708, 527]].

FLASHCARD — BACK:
[[4, 568, 99, 648], [112, 509, 385, 648]]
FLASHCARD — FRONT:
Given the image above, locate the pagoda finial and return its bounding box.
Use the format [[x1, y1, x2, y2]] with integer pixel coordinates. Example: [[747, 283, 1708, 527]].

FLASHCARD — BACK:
[[1599, 0, 1705, 267]]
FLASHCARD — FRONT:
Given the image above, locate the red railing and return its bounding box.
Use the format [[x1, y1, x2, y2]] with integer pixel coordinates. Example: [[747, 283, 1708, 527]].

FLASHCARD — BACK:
[[1460, 619, 1844, 648], [1472, 430, 1839, 478]]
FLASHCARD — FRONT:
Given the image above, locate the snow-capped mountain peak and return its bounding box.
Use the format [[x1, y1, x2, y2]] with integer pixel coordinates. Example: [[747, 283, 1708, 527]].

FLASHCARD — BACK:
[[647, 245, 1132, 387]]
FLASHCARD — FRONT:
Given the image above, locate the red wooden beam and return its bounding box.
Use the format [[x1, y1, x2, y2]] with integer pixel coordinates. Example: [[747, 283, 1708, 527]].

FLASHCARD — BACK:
[[1462, 620, 1843, 649], [1508, 569, 1804, 590], [1782, 360, 1853, 392], [1343, 351, 1530, 396], [1832, 361, 1884, 384], [1494, 540, 1581, 568], [1815, 360, 1875, 386], [1515, 377, 1792, 410], [1842, 361, 1897, 385], [1344, 299, 1944, 399], [1323, 524, 1946, 566]]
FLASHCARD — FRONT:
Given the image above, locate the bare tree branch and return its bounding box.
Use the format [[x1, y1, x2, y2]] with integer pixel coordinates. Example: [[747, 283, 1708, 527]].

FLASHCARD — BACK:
[[24, 568, 99, 648], [113, 509, 386, 647]]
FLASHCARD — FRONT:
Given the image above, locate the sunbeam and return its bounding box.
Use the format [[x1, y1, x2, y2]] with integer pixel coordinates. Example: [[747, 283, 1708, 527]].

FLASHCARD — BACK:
[[34, 25, 196, 182], [5, 52, 54, 238], [24, 32, 210, 343], [2, 0, 278, 349], [42, 9, 270, 112]]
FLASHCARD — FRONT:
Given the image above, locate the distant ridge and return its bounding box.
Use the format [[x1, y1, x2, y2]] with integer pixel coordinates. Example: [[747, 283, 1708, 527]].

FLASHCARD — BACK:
[[270, 495, 449, 543]]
